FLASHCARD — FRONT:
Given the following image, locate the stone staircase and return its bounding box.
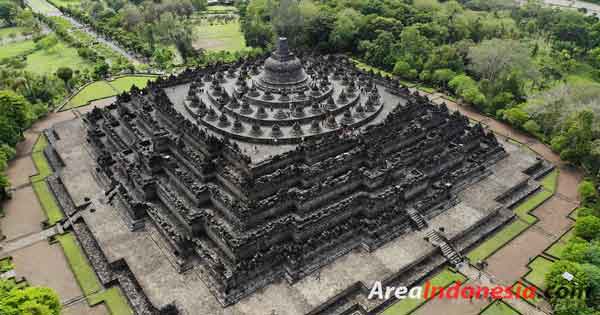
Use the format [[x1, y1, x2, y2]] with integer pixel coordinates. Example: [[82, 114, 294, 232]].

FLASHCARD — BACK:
[[426, 230, 463, 266], [406, 208, 427, 230]]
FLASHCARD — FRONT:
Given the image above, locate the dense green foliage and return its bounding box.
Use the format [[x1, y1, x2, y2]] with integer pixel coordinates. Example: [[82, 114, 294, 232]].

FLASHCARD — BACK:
[[0, 90, 42, 198], [546, 180, 600, 314], [0, 279, 61, 315], [240, 0, 600, 179]]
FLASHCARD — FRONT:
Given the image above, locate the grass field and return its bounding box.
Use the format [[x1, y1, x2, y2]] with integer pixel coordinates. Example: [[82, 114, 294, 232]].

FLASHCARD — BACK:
[[56, 233, 102, 295], [0, 40, 36, 59], [88, 287, 134, 315], [25, 42, 91, 75], [524, 256, 554, 291], [0, 26, 29, 38], [545, 229, 574, 258], [480, 300, 521, 315], [33, 134, 49, 153], [32, 180, 63, 225], [65, 81, 116, 109], [467, 170, 557, 262], [540, 170, 559, 193], [57, 233, 134, 314], [63, 75, 157, 110], [193, 22, 246, 52], [513, 189, 552, 224], [381, 268, 467, 315], [30, 135, 64, 225], [467, 220, 530, 263], [31, 134, 51, 181], [109, 75, 156, 93], [207, 5, 238, 11], [31, 150, 52, 182]]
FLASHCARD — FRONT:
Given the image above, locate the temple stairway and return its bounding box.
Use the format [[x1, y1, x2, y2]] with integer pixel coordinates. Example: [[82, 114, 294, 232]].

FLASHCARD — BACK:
[[406, 208, 427, 230], [425, 230, 463, 266]]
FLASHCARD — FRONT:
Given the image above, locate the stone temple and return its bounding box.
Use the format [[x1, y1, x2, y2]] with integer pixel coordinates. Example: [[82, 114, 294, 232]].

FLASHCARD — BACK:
[[43, 38, 551, 314]]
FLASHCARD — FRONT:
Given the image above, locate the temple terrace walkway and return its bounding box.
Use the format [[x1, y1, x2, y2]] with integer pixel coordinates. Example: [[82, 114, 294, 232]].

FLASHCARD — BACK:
[[0, 101, 112, 315]]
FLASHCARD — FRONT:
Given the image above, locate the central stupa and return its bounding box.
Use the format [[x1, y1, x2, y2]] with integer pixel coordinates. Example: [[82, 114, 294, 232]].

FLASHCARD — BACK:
[[257, 37, 309, 89]]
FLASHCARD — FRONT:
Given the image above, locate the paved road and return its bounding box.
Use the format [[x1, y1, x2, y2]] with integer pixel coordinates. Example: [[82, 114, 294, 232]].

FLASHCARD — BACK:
[[519, 0, 600, 15], [24, 0, 144, 64]]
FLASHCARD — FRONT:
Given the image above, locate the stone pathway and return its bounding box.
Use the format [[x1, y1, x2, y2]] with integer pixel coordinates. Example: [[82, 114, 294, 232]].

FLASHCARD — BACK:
[[0, 104, 111, 315], [0, 226, 59, 256]]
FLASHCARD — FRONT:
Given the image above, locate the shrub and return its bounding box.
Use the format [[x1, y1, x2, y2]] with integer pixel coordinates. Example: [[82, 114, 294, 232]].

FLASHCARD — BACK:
[[575, 215, 600, 241]]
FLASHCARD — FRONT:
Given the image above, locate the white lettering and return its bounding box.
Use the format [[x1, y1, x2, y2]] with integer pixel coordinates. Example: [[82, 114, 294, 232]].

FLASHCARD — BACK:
[[368, 281, 384, 300]]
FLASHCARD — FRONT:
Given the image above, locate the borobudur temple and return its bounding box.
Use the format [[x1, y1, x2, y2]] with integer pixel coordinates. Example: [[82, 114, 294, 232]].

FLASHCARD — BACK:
[[42, 38, 551, 314]]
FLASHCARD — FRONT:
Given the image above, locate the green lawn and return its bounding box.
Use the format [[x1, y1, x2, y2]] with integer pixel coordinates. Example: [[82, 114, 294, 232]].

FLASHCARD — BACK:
[[109, 75, 156, 93], [31, 151, 52, 182], [545, 229, 574, 258], [513, 189, 552, 224], [25, 42, 91, 75], [56, 233, 102, 295], [206, 5, 238, 11], [63, 76, 157, 110], [65, 81, 117, 110], [57, 233, 133, 314], [0, 26, 29, 38], [480, 300, 521, 315], [88, 287, 134, 315], [511, 280, 545, 308], [0, 40, 36, 59], [30, 135, 64, 225], [524, 256, 554, 291], [193, 22, 246, 52], [33, 134, 49, 153], [32, 181, 64, 225], [540, 170, 559, 193], [382, 268, 467, 315], [467, 220, 530, 263]]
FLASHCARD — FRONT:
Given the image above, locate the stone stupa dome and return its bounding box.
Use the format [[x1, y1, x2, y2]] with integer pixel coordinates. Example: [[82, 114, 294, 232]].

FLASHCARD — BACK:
[[258, 37, 308, 89]]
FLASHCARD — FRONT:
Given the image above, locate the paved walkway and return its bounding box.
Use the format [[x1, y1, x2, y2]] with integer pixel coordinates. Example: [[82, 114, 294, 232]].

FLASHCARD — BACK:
[[25, 0, 143, 64], [406, 91, 582, 315], [518, 0, 600, 16], [0, 227, 59, 256], [0, 102, 111, 315]]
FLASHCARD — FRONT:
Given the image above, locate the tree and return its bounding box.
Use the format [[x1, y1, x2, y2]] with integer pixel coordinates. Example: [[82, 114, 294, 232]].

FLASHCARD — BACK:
[[0, 0, 18, 26], [546, 261, 589, 306], [329, 8, 364, 52], [431, 68, 456, 88], [35, 34, 59, 51], [468, 39, 537, 84], [152, 47, 173, 68], [0, 90, 29, 144], [55, 67, 73, 90], [272, 0, 304, 47], [93, 62, 110, 79], [120, 4, 143, 31], [502, 107, 529, 128], [550, 110, 596, 168], [360, 31, 398, 69], [578, 180, 598, 204], [0, 279, 61, 315], [575, 215, 600, 241]]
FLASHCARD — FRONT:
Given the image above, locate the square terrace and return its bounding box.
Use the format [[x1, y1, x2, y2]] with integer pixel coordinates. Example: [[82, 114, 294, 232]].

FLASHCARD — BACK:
[[49, 114, 538, 315]]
